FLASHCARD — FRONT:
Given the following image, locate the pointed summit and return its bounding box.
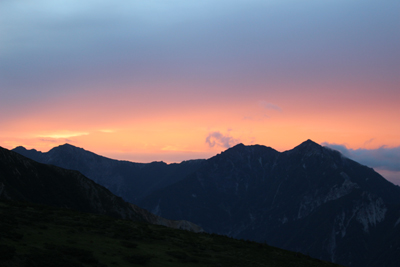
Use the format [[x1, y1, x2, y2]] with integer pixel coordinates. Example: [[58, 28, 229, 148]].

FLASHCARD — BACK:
[[289, 139, 325, 156], [299, 139, 320, 147], [293, 139, 321, 150]]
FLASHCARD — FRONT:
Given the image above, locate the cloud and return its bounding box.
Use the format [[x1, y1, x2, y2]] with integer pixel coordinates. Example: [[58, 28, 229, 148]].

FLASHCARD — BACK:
[[39, 138, 72, 143], [37, 132, 89, 139], [363, 138, 375, 147], [260, 101, 282, 112], [322, 142, 400, 172], [322, 143, 350, 156], [206, 131, 239, 149]]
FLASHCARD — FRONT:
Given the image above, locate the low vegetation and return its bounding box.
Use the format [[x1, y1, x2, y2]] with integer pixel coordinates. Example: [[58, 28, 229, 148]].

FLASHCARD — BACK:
[[0, 200, 340, 267]]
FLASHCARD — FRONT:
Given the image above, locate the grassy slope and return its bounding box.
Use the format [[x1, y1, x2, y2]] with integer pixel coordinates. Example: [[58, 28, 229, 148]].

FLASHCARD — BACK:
[[0, 200, 341, 267]]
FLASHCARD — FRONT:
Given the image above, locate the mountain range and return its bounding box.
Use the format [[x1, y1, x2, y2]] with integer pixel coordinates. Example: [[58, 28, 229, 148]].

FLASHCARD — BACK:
[[140, 140, 400, 266], [1, 145, 339, 266], [13, 140, 400, 266], [0, 146, 202, 232], [13, 143, 204, 203]]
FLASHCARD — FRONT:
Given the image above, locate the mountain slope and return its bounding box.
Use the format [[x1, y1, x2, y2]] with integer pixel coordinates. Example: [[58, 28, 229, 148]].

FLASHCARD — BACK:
[[0, 146, 202, 232], [140, 140, 400, 266], [12, 140, 400, 266], [0, 200, 341, 267], [13, 144, 204, 203]]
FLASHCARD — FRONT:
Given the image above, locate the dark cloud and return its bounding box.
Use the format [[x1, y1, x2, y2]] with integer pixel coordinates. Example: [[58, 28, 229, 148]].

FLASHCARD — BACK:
[[206, 132, 239, 149], [322, 142, 400, 172]]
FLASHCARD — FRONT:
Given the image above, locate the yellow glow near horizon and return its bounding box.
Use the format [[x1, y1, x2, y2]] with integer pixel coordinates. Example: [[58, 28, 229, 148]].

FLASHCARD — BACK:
[[37, 132, 90, 139], [1, 80, 399, 163]]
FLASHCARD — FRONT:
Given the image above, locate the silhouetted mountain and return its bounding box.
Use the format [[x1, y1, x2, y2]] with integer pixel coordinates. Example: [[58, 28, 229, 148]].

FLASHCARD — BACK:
[[0, 146, 144, 221], [13, 144, 204, 203], [0, 146, 202, 232], [140, 140, 400, 267], [13, 140, 400, 266]]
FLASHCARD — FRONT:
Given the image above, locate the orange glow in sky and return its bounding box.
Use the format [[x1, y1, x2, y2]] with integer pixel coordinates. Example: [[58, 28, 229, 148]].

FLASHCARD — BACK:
[[1, 1, 399, 184], [1, 81, 399, 163]]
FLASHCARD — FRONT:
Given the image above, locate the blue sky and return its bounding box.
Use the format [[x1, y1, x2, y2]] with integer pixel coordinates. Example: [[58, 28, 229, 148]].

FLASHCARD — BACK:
[[1, 0, 399, 184]]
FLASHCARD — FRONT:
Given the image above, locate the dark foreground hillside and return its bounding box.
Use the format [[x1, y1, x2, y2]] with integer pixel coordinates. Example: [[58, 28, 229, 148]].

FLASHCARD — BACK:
[[0, 200, 340, 267], [0, 146, 202, 232]]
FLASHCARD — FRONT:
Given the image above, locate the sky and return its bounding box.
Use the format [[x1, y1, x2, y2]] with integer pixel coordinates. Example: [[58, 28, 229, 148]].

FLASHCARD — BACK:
[[1, 0, 400, 184]]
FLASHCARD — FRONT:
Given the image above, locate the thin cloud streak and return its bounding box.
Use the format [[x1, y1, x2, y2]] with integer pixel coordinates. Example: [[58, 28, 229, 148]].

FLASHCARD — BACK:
[[39, 138, 72, 143], [37, 132, 90, 139]]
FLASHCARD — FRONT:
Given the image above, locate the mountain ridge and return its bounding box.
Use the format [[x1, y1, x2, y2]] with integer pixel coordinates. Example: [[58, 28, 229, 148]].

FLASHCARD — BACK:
[[13, 144, 205, 203], [138, 140, 400, 266], [11, 140, 400, 266], [0, 146, 203, 232]]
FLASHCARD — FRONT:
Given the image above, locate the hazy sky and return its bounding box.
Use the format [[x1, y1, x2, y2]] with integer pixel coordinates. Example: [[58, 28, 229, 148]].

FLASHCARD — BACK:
[[1, 1, 399, 184]]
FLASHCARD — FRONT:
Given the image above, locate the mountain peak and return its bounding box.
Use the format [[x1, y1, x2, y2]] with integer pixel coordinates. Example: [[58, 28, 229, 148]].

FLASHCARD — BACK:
[[13, 146, 29, 152], [296, 139, 321, 149], [230, 143, 246, 149], [57, 143, 80, 149], [289, 139, 324, 155], [12, 146, 42, 159], [301, 139, 320, 146], [219, 143, 246, 154], [217, 143, 279, 161], [51, 143, 84, 153]]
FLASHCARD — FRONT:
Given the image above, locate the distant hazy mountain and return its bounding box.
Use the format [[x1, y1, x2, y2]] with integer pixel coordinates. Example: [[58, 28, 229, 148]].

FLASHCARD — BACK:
[[13, 144, 204, 203], [0, 146, 202, 232], [140, 140, 400, 267]]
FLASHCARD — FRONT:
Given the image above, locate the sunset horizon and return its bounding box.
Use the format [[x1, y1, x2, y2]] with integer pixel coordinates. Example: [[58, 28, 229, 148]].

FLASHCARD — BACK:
[[7, 138, 400, 186], [1, 1, 399, 184]]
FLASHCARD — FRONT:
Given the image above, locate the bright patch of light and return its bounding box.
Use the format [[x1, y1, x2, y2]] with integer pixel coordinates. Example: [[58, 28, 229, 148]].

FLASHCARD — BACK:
[[37, 132, 89, 139]]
